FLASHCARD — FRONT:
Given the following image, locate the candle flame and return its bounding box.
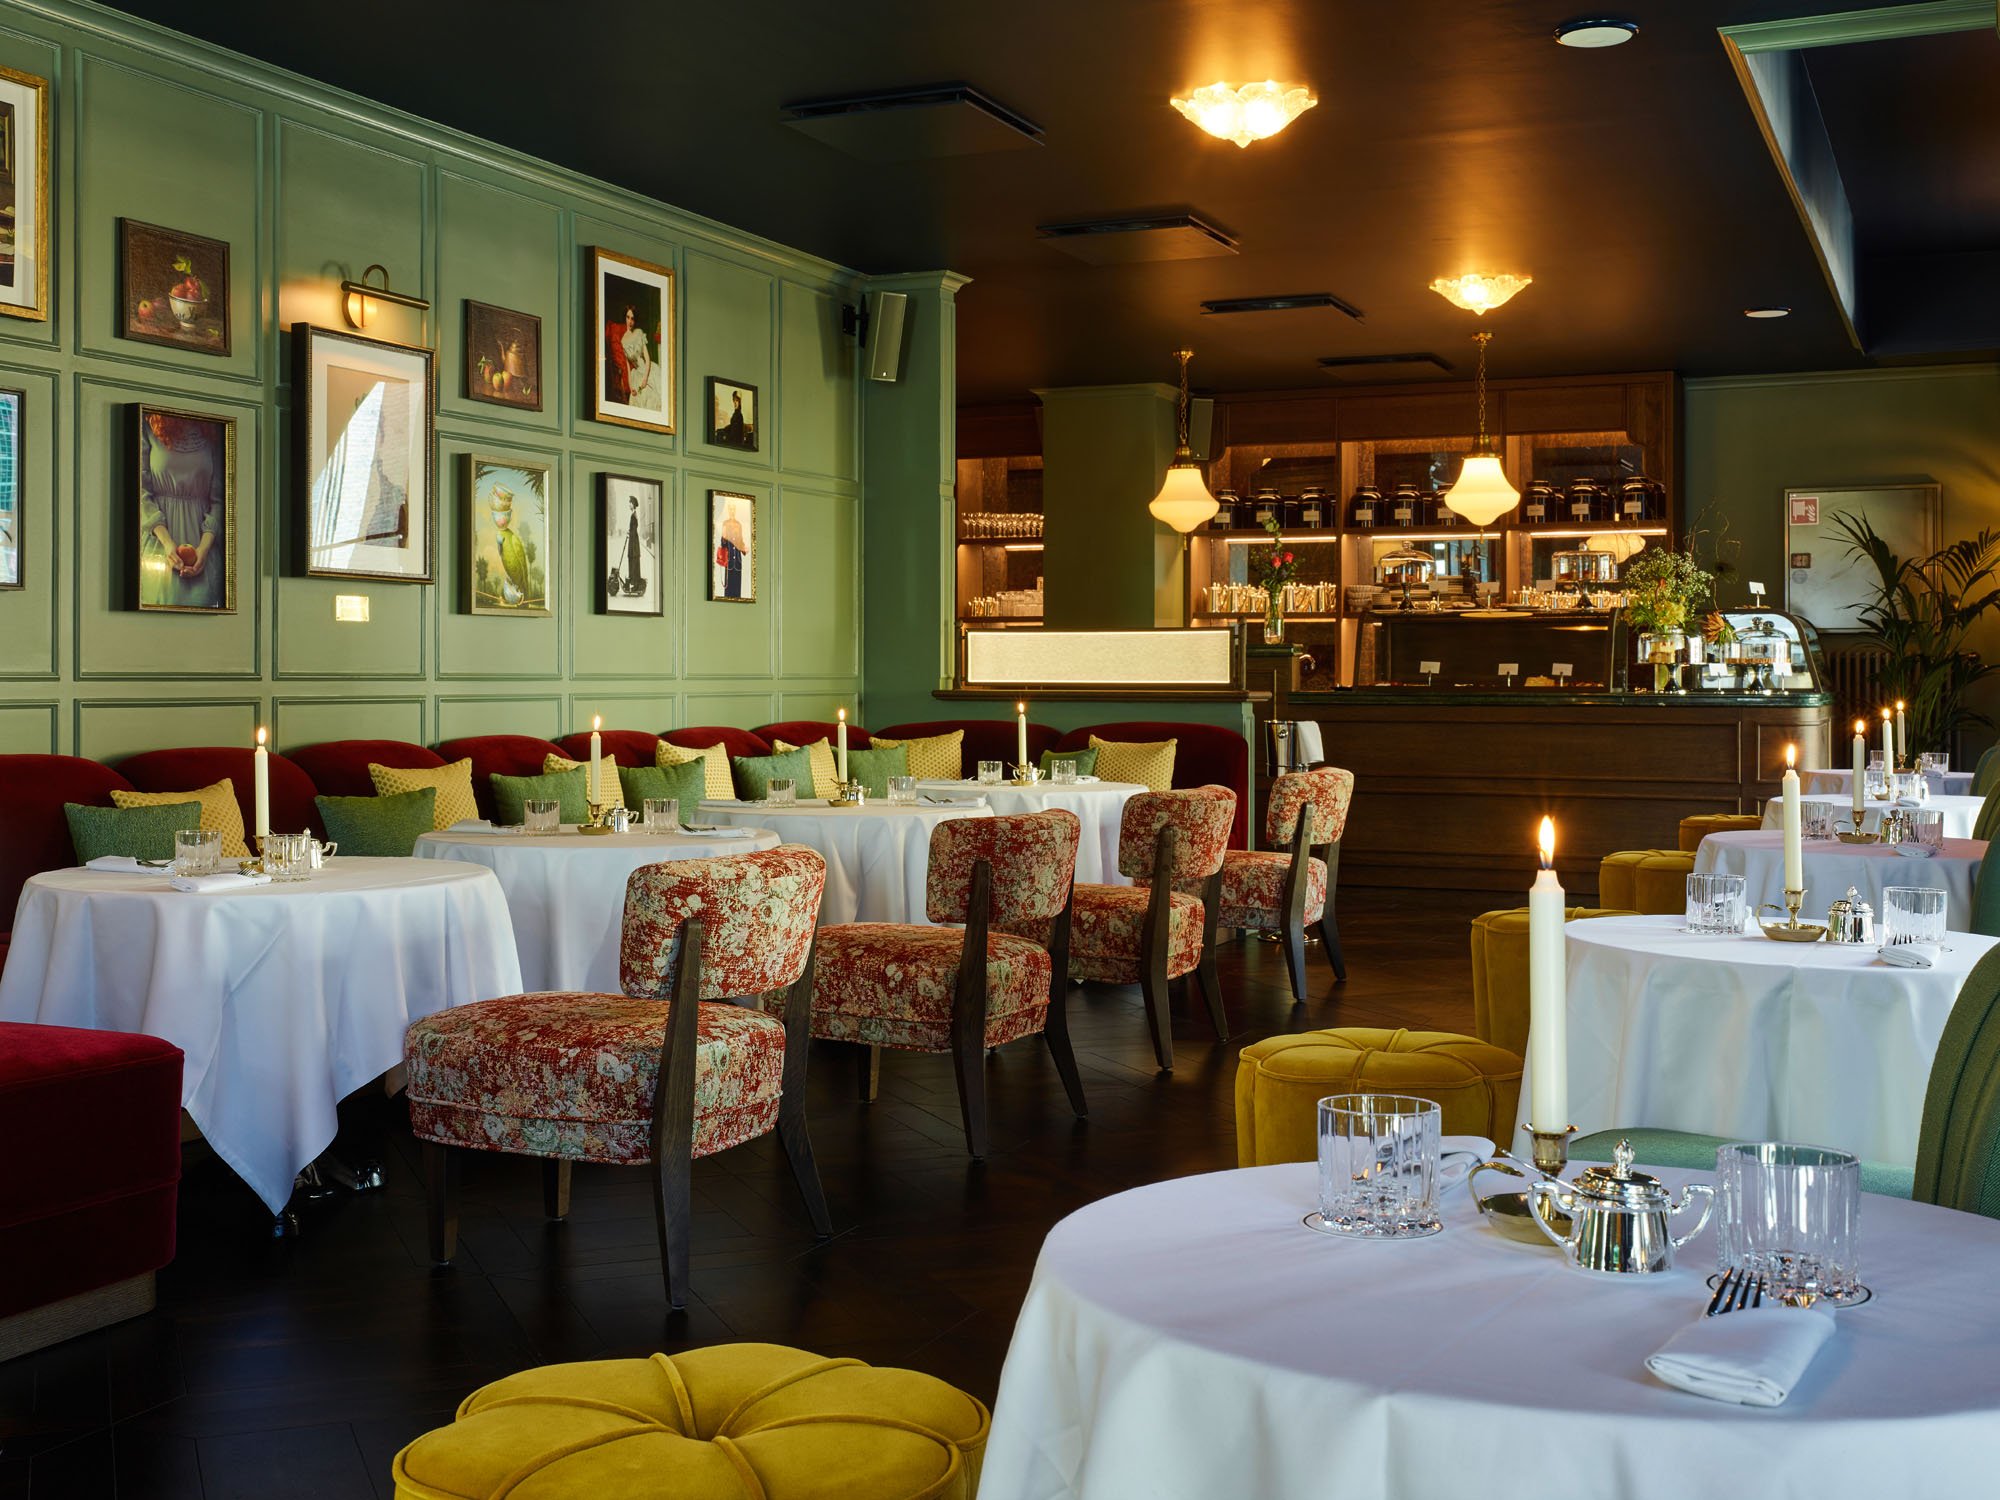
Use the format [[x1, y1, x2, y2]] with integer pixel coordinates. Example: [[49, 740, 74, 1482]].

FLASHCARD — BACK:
[[1896, 700, 1905, 711], [838, 708, 846, 722], [592, 714, 601, 731], [1854, 719, 1866, 735], [255, 727, 266, 747], [1786, 743, 1796, 769], [1537, 816, 1555, 868], [1017, 701, 1026, 714], [1882, 707, 1892, 720]]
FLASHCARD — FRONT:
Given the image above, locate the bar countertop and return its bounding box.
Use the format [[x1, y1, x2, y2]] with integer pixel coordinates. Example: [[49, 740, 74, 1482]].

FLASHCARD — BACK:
[[1289, 687, 1833, 709]]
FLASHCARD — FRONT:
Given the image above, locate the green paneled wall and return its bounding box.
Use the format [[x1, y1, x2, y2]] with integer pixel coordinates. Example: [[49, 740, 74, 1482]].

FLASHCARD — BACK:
[[0, 0, 871, 760]]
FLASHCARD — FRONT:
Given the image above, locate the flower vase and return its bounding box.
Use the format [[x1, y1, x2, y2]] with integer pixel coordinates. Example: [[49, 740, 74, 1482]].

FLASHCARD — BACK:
[[1263, 596, 1285, 644], [1638, 629, 1686, 694]]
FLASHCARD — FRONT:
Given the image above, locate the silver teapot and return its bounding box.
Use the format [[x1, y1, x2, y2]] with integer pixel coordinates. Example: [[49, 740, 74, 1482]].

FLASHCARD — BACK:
[[1528, 1140, 1714, 1275], [1826, 886, 1874, 945]]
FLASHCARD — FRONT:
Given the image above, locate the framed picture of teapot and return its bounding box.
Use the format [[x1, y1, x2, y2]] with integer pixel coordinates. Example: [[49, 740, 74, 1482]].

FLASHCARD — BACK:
[[463, 299, 541, 412]]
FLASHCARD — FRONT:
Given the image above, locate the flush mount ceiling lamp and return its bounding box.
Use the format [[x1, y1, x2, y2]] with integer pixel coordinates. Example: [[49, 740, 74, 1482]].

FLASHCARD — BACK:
[[340, 263, 429, 330], [1744, 306, 1792, 318], [1441, 331, 1521, 527], [1554, 17, 1639, 47], [1170, 81, 1317, 148], [1430, 272, 1533, 316], [1149, 348, 1219, 535]]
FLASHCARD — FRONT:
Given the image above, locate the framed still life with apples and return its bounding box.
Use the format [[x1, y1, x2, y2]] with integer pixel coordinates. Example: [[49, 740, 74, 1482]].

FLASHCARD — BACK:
[[119, 218, 231, 355]]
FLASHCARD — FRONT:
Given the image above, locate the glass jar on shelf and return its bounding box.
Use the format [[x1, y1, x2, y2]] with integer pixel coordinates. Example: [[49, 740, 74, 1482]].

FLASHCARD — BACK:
[[1427, 489, 1453, 527], [1565, 480, 1604, 525], [1210, 490, 1239, 531], [1618, 476, 1651, 524], [1298, 487, 1325, 529], [1389, 483, 1420, 528], [1523, 481, 1556, 527], [1350, 485, 1380, 529], [1252, 489, 1281, 528]]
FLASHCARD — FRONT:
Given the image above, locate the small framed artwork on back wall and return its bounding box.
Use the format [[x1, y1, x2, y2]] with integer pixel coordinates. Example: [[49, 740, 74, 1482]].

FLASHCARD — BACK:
[[706, 377, 757, 452], [600, 472, 663, 617], [708, 489, 755, 603], [464, 299, 541, 411], [119, 218, 230, 355]]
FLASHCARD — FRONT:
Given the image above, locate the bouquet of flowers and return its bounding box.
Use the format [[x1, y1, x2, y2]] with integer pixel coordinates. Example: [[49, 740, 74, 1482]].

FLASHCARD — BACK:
[[1622, 545, 1714, 636], [1257, 512, 1297, 594]]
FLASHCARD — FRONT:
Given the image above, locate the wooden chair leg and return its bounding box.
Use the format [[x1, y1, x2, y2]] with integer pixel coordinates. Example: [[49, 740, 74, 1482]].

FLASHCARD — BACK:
[[422, 1141, 458, 1265], [1139, 956, 1174, 1072], [542, 1158, 571, 1221], [779, 951, 833, 1237], [1318, 841, 1348, 982], [1140, 826, 1177, 1072], [951, 863, 995, 1158], [1197, 872, 1227, 1039], [648, 919, 704, 1310], [857, 1043, 881, 1103], [651, 1142, 692, 1310], [1041, 984, 1088, 1118], [1283, 920, 1309, 1003], [951, 1011, 991, 1158]]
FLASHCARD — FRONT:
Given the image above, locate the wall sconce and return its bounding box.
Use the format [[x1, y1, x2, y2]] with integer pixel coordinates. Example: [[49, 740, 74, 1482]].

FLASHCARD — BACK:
[[340, 263, 430, 330]]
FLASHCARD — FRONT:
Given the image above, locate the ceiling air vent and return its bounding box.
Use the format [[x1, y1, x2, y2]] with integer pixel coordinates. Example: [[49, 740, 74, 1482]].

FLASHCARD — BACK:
[[1316, 352, 1455, 378], [1202, 292, 1364, 321], [782, 84, 1042, 160], [1036, 212, 1238, 264]]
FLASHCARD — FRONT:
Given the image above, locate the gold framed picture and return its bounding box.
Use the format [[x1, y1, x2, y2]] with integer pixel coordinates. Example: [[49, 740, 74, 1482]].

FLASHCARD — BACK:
[[468, 453, 554, 617], [588, 247, 674, 434], [707, 489, 755, 603], [0, 65, 50, 322]]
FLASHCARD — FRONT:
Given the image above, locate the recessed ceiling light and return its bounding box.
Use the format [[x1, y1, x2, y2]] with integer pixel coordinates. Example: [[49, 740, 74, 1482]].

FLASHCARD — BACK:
[[1554, 18, 1639, 47], [1170, 81, 1317, 147], [1743, 307, 1792, 319]]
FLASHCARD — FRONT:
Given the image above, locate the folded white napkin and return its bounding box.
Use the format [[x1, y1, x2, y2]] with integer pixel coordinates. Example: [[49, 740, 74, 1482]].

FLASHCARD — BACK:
[[169, 872, 273, 893], [1894, 843, 1937, 859], [1646, 1304, 1837, 1407], [83, 854, 174, 874], [445, 818, 498, 833], [921, 794, 989, 808], [679, 826, 758, 838], [1881, 941, 1941, 969]]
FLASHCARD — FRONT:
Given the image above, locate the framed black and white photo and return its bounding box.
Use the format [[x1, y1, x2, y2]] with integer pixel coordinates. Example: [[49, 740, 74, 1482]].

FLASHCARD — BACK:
[[706, 377, 758, 452], [707, 489, 755, 603], [294, 323, 435, 583], [600, 472, 663, 617]]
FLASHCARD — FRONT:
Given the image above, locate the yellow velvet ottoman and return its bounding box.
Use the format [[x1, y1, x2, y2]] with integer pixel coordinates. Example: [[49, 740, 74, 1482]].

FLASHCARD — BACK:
[[392, 1343, 990, 1500], [1598, 848, 1694, 915], [1235, 1028, 1522, 1167], [1677, 813, 1763, 852], [1469, 905, 1636, 1056]]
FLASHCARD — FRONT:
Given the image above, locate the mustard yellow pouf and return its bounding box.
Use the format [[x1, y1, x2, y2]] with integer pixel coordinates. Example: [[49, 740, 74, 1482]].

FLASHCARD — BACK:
[[1598, 848, 1694, 915], [391, 1343, 990, 1500], [1469, 906, 1636, 1056], [1677, 813, 1763, 853], [1235, 1028, 1523, 1167]]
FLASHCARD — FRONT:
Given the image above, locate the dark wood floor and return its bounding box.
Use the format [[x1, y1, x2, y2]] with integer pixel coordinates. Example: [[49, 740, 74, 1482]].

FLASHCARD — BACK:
[[0, 888, 1492, 1499]]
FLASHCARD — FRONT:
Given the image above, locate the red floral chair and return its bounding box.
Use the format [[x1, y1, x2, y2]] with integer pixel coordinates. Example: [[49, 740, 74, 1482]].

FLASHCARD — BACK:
[[404, 846, 830, 1309], [790, 810, 1083, 1159], [1053, 721, 1252, 848], [1219, 766, 1355, 1001], [1079, 787, 1237, 1071]]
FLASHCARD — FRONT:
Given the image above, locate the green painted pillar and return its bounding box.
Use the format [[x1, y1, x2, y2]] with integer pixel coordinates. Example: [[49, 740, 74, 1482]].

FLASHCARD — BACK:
[[1036, 383, 1181, 629]]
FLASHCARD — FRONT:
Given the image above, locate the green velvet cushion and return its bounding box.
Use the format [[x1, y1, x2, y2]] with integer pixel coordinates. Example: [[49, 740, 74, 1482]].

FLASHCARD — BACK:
[[314, 787, 437, 857], [1976, 786, 2000, 844], [845, 743, 910, 800], [63, 800, 202, 863], [1570, 1128, 1914, 1200], [1974, 744, 2000, 799], [1912, 944, 2000, 1219], [730, 747, 814, 801], [1041, 747, 1099, 777], [619, 759, 708, 821], [491, 766, 588, 825]]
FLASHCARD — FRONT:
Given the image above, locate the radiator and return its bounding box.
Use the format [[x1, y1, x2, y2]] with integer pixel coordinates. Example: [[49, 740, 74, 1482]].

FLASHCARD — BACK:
[[1823, 643, 1889, 734]]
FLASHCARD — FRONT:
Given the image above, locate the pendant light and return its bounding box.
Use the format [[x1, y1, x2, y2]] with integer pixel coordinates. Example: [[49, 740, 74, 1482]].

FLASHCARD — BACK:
[[1441, 331, 1520, 527], [1149, 348, 1219, 533]]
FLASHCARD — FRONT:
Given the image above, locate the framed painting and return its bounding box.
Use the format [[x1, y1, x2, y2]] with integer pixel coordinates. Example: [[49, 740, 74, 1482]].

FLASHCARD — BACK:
[[707, 489, 755, 604], [0, 387, 21, 589], [294, 323, 435, 583], [599, 472, 663, 617], [588, 247, 674, 434], [118, 218, 231, 355], [706, 376, 758, 452], [468, 453, 553, 617], [464, 299, 542, 412], [0, 66, 48, 322], [136, 404, 236, 614]]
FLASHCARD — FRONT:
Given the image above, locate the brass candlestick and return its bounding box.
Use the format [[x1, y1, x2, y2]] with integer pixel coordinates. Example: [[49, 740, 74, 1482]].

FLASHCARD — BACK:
[[1757, 886, 1825, 941], [1525, 1124, 1576, 1178], [1011, 764, 1042, 786], [577, 800, 614, 836]]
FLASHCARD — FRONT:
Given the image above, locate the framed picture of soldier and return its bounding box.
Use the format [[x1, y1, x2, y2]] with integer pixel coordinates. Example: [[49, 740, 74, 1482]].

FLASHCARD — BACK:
[[0, 66, 49, 322], [706, 377, 757, 451], [707, 489, 755, 604], [135, 404, 236, 614], [599, 472, 663, 617], [588, 247, 674, 434]]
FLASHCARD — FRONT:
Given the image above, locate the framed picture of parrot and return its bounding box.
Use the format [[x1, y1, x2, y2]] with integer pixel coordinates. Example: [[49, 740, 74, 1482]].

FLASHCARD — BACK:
[[467, 454, 554, 616]]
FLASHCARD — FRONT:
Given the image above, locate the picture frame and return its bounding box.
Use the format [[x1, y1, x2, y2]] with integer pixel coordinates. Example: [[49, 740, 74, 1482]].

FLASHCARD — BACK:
[[118, 218, 231, 356], [706, 376, 758, 452], [599, 472, 663, 617], [464, 299, 542, 412], [588, 246, 674, 434], [0, 387, 22, 589], [467, 453, 554, 617], [0, 66, 49, 322], [707, 489, 756, 604], [136, 403, 236, 614], [294, 322, 435, 583]]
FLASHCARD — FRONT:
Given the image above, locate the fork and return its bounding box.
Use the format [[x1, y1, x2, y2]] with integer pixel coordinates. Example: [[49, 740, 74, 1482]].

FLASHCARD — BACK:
[[1706, 1268, 1768, 1316]]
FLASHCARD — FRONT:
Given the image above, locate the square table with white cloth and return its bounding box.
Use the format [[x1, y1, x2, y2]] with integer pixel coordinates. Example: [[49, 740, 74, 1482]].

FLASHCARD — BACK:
[[1694, 828, 1984, 931], [915, 778, 1145, 886], [0, 857, 522, 1212], [1760, 791, 1985, 841]]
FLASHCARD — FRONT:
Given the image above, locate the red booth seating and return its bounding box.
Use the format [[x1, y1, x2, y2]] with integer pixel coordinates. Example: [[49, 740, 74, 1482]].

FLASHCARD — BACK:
[[0, 1022, 183, 1358], [0, 754, 138, 975], [552, 729, 662, 768], [1055, 721, 1252, 849], [288, 739, 446, 799], [753, 720, 874, 751], [118, 745, 324, 840], [434, 734, 567, 819], [663, 726, 773, 760], [875, 719, 1061, 779]]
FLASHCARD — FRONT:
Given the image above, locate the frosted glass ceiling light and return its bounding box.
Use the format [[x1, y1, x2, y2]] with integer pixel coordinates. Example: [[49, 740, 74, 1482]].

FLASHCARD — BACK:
[[1171, 81, 1317, 148], [1429, 272, 1532, 315], [1442, 331, 1521, 527], [1148, 348, 1219, 534]]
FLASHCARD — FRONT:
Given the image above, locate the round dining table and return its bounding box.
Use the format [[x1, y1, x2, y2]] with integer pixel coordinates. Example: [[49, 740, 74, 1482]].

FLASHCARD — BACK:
[[696, 798, 994, 924], [1806, 765, 1974, 798], [916, 778, 1146, 885], [978, 1155, 2000, 1500], [1760, 791, 1986, 841], [413, 823, 780, 991], [0, 858, 521, 1213], [1510, 913, 1996, 1168], [1694, 829, 1984, 931]]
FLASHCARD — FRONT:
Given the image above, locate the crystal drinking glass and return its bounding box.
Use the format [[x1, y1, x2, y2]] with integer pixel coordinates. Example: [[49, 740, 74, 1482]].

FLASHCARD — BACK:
[[173, 828, 221, 877], [1050, 759, 1078, 785], [976, 760, 1004, 785], [1801, 803, 1837, 841], [886, 775, 916, 805], [766, 778, 796, 805], [1308, 1093, 1444, 1239], [1903, 809, 1945, 853], [1684, 872, 1748, 934], [522, 799, 561, 834], [1882, 885, 1948, 946], [1714, 1141, 1865, 1304], [643, 797, 681, 829], [1866, 754, 1887, 800]]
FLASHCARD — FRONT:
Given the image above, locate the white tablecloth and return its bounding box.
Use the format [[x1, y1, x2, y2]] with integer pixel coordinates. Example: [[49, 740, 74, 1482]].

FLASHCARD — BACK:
[[1807, 766, 1974, 797], [697, 800, 994, 924], [1509, 914, 1994, 1167], [1695, 829, 1984, 931], [413, 825, 781, 992], [915, 779, 1145, 886], [979, 1157, 2000, 1500], [1761, 792, 1985, 841], [0, 858, 521, 1212]]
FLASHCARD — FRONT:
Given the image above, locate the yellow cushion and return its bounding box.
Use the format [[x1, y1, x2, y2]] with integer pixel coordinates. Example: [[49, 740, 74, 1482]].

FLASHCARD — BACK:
[[657, 739, 733, 801], [369, 759, 479, 830], [1235, 1027, 1523, 1168], [391, 1343, 991, 1500], [1468, 906, 1636, 1056], [1089, 735, 1177, 792], [1598, 848, 1694, 916], [543, 752, 623, 809], [868, 730, 964, 781], [110, 779, 249, 858], [1677, 813, 1762, 853], [774, 738, 842, 799]]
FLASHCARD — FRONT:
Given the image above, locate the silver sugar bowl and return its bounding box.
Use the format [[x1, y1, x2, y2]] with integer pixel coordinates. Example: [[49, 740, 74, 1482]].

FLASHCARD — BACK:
[[1879, 806, 1914, 845], [1528, 1140, 1715, 1276], [1826, 886, 1875, 944]]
